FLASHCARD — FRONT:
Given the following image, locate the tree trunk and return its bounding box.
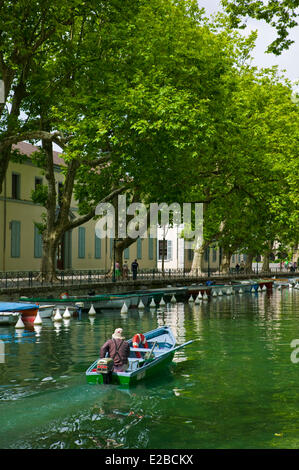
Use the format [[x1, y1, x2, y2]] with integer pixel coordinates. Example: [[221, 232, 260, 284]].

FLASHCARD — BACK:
[[261, 241, 272, 273], [190, 235, 206, 274], [161, 237, 166, 276], [261, 253, 270, 273], [244, 253, 254, 274], [39, 236, 59, 282], [108, 237, 136, 275], [0, 147, 12, 195], [220, 250, 232, 274]]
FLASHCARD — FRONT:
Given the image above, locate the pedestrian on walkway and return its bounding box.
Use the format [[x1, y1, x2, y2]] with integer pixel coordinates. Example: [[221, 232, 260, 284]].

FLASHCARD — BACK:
[[122, 262, 129, 280], [131, 259, 139, 280], [115, 262, 121, 280]]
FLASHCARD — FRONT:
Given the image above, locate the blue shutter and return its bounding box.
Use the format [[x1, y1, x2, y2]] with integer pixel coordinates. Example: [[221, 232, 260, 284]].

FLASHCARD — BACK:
[[124, 247, 130, 259], [110, 238, 113, 258], [78, 227, 85, 258], [34, 225, 43, 258], [11, 221, 20, 258], [148, 237, 154, 260], [137, 238, 142, 259], [95, 234, 101, 259]]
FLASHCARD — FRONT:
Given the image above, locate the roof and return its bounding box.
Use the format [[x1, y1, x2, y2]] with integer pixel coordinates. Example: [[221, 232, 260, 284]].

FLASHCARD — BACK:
[[13, 141, 65, 167]]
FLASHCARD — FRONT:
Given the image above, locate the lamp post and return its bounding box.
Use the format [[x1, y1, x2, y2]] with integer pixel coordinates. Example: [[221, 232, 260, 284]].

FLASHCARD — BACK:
[[0, 79, 4, 103], [113, 238, 116, 282]]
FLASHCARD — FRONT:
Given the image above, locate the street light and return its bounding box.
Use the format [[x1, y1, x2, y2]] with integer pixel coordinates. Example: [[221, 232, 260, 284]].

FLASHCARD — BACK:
[[0, 80, 4, 103], [113, 238, 116, 282], [112, 238, 121, 282]]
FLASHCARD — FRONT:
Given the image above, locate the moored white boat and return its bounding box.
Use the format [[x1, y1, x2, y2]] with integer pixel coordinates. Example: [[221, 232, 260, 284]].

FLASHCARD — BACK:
[[0, 311, 19, 325]]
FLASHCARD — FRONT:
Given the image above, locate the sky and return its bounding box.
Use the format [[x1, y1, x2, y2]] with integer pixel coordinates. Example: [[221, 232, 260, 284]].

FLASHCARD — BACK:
[[197, 0, 299, 83]]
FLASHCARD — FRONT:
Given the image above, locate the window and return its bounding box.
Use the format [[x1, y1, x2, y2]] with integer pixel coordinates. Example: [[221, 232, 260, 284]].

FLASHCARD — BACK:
[[219, 246, 222, 265], [78, 227, 85, 258], [35, 177, 43, 190], [34, 225, 43, 258], [212, 247, 217, 262], [95, 234, 101, 259], [137, 238, 142, 259], [204, 247, 209, 262], [124, 247, 130, 259], [11, 221, 20, 257], [159, 240, 172, 260], [159, 240, 166, 260], [12, 173, 20, 199], [188, 248, 193, 261]]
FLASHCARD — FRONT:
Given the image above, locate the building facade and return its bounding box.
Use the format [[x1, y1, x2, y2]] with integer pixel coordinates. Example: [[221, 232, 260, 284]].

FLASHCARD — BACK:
[[0, 142, 157, 272]]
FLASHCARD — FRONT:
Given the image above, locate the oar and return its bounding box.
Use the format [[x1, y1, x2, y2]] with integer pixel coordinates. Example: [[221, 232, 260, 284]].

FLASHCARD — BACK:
[[145, 341, 157, 361], [171, 340, 193, 353]]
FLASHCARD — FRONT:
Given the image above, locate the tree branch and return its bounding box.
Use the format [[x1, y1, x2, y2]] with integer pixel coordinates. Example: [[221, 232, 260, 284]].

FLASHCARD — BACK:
[[64, 185, 127, 232], [0, 130, 69, 151]]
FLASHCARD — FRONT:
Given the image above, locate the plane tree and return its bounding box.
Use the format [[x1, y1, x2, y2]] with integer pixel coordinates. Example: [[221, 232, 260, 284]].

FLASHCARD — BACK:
[[0, 0, 101, 194], [193, 67, 299, 273], [222, 0, 299, 54]]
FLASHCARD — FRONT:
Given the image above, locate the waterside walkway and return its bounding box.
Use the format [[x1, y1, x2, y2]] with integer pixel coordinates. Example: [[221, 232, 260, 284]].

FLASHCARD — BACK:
[[0, 269, 297, 300]]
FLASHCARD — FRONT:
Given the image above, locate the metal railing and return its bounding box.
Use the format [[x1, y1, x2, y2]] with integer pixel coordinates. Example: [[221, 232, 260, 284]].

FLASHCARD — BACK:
[[0, 267, 298, 290]]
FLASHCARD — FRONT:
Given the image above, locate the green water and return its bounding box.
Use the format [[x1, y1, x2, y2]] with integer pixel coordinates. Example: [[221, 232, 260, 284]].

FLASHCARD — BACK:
[[1, 289, 299, 449]]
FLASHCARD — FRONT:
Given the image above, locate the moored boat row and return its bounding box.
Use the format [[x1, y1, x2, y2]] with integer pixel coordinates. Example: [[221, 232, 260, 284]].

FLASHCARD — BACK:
[[0, 278, 285, 325]]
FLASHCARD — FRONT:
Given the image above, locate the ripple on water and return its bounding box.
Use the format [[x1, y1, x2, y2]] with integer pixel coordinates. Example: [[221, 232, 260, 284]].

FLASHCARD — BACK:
[[1, 293, 299, 449]]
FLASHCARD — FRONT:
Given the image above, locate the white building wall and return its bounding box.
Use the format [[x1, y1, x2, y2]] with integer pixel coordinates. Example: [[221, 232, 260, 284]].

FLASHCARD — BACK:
[[157, 224, 185, 270]]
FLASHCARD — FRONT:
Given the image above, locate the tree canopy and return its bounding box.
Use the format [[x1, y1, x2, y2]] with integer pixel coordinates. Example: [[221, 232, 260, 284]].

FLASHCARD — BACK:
[[221, 0, 299, 54]]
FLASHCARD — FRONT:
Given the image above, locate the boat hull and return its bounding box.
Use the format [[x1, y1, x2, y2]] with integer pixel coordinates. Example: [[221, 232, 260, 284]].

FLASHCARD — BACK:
[[87, 351, 175, 386], [86, 326, 180, 387], [0, 312, 19, 325], [0, 302, 39, 323]]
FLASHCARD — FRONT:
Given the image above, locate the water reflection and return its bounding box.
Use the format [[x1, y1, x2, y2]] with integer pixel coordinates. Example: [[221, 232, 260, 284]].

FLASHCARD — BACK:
[[0, 289, 299, 449]]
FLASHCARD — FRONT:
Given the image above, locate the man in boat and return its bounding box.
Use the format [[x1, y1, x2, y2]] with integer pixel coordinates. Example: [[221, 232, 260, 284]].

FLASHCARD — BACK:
[[132, 333, 149, 358], [100, 328, 130, 372]]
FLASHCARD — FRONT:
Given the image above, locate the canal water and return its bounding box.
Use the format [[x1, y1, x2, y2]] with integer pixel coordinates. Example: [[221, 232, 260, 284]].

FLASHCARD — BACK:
[[1, 288, 299, 449]]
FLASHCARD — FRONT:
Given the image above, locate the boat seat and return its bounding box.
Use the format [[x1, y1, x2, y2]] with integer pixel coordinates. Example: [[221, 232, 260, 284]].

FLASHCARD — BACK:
[[129, 347, 151, 353], [128, 358, 144, 371]]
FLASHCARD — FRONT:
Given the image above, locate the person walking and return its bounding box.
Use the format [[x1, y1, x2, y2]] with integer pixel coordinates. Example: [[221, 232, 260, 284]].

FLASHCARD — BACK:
[[122, 261, 129, 280], [115, 262, 121, 280], [131, 259, 139, 280]]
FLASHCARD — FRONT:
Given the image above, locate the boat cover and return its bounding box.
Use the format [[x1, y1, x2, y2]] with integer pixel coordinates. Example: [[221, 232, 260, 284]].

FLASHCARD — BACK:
[[0, 302, 38, 312]]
